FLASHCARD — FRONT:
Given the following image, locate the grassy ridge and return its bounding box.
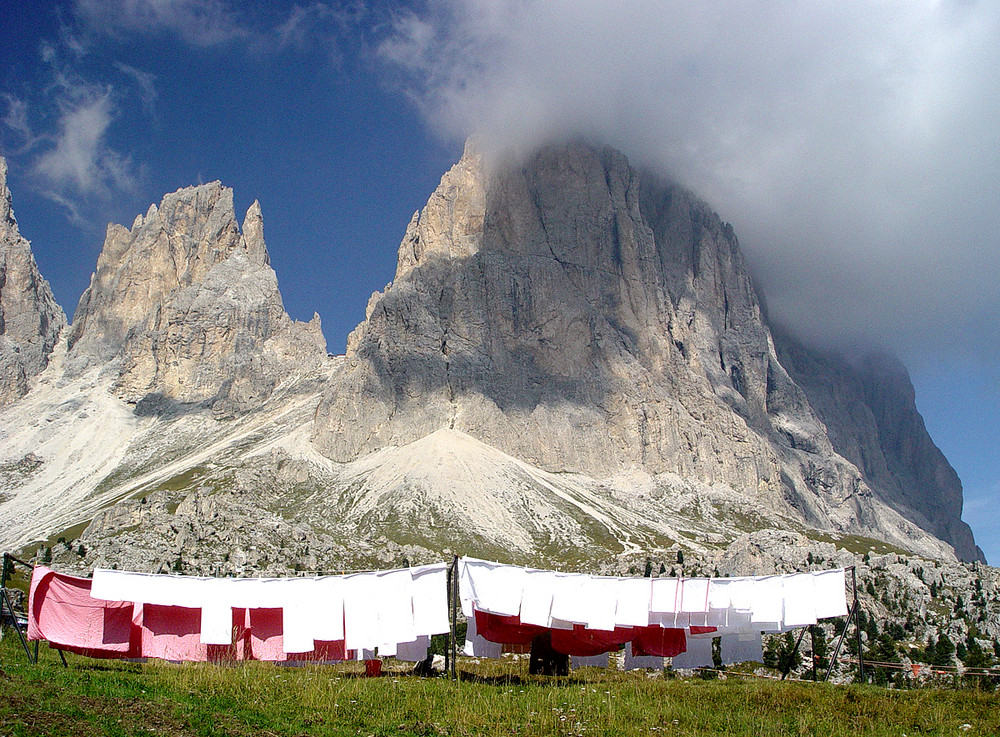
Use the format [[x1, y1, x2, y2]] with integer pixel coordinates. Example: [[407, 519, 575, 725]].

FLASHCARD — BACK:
[[1, 636, 998, 736]]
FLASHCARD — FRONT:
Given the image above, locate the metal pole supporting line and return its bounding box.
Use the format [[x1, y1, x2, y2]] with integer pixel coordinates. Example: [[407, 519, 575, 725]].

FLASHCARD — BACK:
[[450, 555, 459, 680], [851, 566, 864, 683], [1, 587, 35, 664], [1, 553, 8, 593], [824, 565, 859, 683], [781, 626, 810, 680], [3, 553, 35, 570], [824, 597, 856, 683]]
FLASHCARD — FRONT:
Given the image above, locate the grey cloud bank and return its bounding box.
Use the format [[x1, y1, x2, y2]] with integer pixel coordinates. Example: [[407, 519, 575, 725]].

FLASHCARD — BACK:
[[381, 0, 1000, 365]]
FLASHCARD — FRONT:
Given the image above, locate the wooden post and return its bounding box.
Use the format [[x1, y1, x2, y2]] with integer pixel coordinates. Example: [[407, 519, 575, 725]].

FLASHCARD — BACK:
[[809, 625, 817, 681], [450, 555, 459, 680]]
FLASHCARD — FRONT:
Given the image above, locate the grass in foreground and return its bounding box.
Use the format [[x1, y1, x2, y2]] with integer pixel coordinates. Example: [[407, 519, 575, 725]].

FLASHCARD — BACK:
[[1, 635, 998, 736]]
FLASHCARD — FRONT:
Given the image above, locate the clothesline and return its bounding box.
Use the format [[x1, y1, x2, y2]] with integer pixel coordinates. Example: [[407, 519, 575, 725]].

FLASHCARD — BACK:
[[19, 554, 853, 672]]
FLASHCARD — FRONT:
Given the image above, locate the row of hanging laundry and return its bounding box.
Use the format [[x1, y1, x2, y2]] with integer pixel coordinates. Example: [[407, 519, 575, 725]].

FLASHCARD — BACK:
[[459, 557, 849, 669], [26, 563, 450, 663], [25, 557, 850, 668]]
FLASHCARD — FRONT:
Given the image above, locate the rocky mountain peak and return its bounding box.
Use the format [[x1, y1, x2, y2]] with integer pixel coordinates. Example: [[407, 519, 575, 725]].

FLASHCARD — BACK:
[[1, 156, 16, 228], [65, 181, 327, 414], [313, 139, 980, 562], [0, 156, 67, 407]]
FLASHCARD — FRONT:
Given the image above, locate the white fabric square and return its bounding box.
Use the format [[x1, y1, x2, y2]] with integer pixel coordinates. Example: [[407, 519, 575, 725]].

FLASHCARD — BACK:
[[812, 569, 849, 619], [310, 577, 345, 642], [459, 558, 525, 617], [549, 574, 589, 625], [376, 569, 417, 648], [411, 564, 451, 636], [680, 578, 711, 614], [614, 578, 652, 627], [199, 603, 232, 645], [584, 577, 620, 631], [782, 573, 818, 627], [343, 573, 381, 650], [650, 577, 680, 615], [670, 636, 714, 669], [720, 633, 763, 665], [750, 576, 783, 626], [707, 579, 732, 610], [727, 577, 754, 612], [519, 570, 557, 626]]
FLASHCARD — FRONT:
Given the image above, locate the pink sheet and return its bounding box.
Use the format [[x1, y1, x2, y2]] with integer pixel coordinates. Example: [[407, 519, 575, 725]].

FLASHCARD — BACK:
[[27, 566, 138, 657]]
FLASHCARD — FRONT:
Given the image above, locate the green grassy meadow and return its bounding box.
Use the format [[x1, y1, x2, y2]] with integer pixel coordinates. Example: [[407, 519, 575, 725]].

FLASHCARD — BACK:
[[1, 635, 998, 736]]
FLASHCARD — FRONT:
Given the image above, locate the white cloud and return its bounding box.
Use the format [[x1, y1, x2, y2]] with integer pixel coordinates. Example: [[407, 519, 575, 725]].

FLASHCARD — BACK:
[[0, 94, 38, 155], [379, 0, 1000, 364], [73, 0, 250, 47], [114, 63, 157, 118], [32, 82, 136, 198]]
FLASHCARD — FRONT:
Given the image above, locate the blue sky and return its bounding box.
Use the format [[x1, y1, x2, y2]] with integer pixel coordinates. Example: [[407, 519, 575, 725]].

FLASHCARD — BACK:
[[2, 1, 998, 563]]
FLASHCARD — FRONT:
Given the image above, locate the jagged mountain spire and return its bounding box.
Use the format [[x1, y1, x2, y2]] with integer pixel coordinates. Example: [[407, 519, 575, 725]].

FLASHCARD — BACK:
[[0, 156, 67, 407]]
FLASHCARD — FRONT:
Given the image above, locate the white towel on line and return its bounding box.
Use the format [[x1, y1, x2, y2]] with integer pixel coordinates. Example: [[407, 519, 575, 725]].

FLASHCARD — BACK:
[[812, 569, 849, 619], [781, 573, 818, 628], [519, 570, 557, 626], [615, 577, 652, 628]]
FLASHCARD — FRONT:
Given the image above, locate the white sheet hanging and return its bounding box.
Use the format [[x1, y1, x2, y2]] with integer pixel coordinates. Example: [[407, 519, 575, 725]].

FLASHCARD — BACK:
[[519, 570, 557, 626], [459, 559, 526, 617], [650, 577, 680, 617], [720, 633, 763, 665], [781, 573, 818, 628], [812, 569, 849, 619], [200, 603, 232, 645], [377, 569, 417, 649], [584, 577, 620, 631], [614, 578, 652, 628], [342, 573, 382, 651], [680, 578, 711, 614], [670, 636, 714, 669], [749, 576, 784, 627], [411, 564, 450, 635], [549, 573, 589, 625], [310, 577, 345, 642]]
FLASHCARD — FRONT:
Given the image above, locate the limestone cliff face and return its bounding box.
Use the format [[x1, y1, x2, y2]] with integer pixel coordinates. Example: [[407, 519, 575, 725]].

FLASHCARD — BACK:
[[315, 143, 850, 535], [0, 157, 67, 406], [67, 183, 327, 415], [773, 329, 982, 561], [313, 140, 980, 561]]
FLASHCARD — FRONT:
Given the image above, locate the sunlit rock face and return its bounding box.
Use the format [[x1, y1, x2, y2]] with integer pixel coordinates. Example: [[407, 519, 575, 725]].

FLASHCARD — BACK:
[[66, 182, 327, 417], [313, 140, 981, 562], [0, 157, 67, 407]]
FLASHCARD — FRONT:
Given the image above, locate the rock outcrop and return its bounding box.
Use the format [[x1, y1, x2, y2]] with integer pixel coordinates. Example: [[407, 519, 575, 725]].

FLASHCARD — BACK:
[[0, 157, 67, 407], [313, 140, 980, 561], [66, 182, 327, 416]]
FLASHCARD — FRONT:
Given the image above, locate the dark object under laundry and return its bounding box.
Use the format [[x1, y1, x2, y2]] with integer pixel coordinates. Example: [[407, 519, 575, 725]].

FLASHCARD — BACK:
[[528, 632, 569, 676]]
